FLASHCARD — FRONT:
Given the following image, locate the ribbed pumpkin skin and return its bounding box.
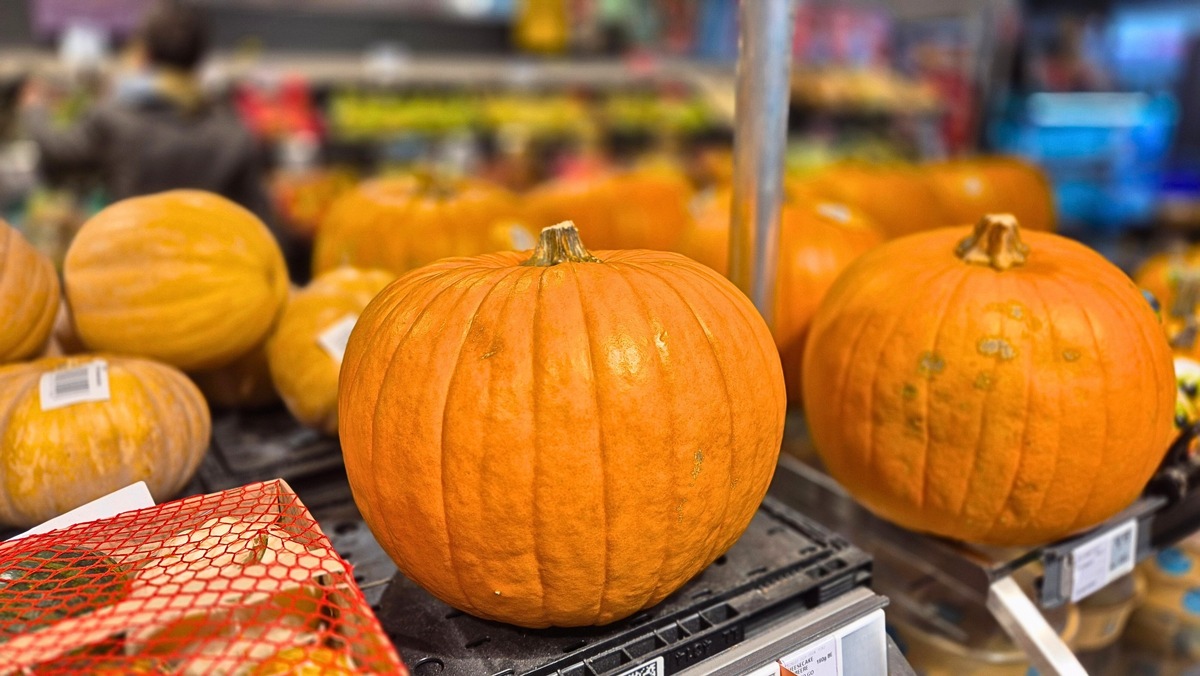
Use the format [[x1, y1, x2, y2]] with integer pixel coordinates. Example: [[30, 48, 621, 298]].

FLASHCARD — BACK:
[[802, 220, 1175, 546], [0, 221, 60, 363], [312, 176, 524, 276], [64, 191, 289, 371], [267, 267, 393, 434], [525, 168, 694, 251], [339, 229, 785, 628], [680, 190, 882, 403], [0, 355, 211, 527]]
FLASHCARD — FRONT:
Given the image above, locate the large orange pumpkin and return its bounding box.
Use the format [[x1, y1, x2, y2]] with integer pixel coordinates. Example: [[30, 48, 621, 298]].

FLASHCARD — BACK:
[[803, 215, 1175, 546], [267, 267, 393, 435], [927, 157, 1056, 232], [524, 166, 694, 251], [679, 188, 883, 403], [64, 191, 289, 372], [312, 175, 524, 276], [802, 163, 947, 239], [0, 355, 211, 527], [0, 220, 60, 363], [340, 222, 785, 627]]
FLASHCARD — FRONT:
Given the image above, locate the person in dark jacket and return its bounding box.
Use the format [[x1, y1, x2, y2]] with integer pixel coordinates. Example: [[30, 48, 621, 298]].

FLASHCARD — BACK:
[[20, 1, 272, 222]]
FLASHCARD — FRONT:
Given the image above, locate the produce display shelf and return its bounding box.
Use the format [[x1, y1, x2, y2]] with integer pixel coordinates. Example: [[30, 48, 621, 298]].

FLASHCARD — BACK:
[[180, 408, 913, 675], [772, 413, 1200, 674]]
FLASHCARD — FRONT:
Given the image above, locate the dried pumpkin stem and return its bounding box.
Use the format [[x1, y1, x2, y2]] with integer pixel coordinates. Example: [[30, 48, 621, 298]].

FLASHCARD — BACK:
[[955, 213, 1029, 271], [522, 222, 601, 267]]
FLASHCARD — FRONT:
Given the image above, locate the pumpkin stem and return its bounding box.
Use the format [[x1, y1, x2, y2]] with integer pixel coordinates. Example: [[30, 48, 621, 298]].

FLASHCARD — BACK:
[[955, 214, 1029, 271], [522, 222, 601, 267]]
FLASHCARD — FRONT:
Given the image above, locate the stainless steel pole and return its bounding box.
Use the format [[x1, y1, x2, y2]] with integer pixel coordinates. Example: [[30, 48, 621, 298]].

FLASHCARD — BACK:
[[730, 0, 795, 328]]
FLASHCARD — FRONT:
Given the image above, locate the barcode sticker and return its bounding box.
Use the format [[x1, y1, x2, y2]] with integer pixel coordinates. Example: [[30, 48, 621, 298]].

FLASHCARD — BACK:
[[616, 656, 664, 676], [1070, 519, 1137, 602], [779, 635, 838, 676], [317, 314, 359, 364], [39, 360, 110, 411]]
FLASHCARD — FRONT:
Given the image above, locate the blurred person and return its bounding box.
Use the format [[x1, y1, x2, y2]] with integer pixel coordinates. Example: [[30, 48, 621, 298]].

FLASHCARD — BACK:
[[19, 0, 273, 222]]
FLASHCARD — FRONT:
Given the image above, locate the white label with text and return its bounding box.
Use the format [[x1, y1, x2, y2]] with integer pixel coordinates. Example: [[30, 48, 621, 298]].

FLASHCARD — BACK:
[[317, 314, 359, 364], [779, 635, 838, 676], [1071, 519, 1137, 602], [39, 360, 110, 410]]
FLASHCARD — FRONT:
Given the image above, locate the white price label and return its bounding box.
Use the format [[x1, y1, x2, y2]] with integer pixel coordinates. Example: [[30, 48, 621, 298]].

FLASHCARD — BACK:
[[747, 663, 781, 676], [39, 360, 110, 410], [780, 635, 838, 676], [616, 656, 664, 676], [1070, 519, 1137, 602], [317, 314, 359, 364]]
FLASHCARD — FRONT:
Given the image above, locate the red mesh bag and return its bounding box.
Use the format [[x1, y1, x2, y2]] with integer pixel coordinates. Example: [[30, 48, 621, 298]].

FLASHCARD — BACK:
[[0, 480, 408, 675]]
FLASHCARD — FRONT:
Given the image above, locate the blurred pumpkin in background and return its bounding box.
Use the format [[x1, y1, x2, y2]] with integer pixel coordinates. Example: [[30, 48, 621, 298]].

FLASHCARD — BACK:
[[0, 220, 60, 363], [525, 165, 694, 251], [0, 355, 210, 527], [926, 157, 1056, 233], [64, 190, 289, 372], [312, 174, 524, 276], [802, 162, 947, 239], [679, 186, 883, 403]]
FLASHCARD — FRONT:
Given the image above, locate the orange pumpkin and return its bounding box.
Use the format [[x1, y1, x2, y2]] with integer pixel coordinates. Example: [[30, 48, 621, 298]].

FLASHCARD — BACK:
[[927, 157, 1056, 232], [64, 190, 290, 371], [679, 188, 883, 403], [525, 166, 694, 251], [1134, 247, 1200, 319], [803, 215, 1174, 546], [803, 163, 947, 239], [312, 175, 524, 276], [0, 355, 211, 527], [0, 220, 60, 363], [267, 267, 393, 434], [340, 222, 784, 627]]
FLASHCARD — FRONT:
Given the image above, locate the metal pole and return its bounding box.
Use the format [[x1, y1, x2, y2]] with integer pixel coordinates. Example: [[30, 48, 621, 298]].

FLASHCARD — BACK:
[[730, 0, 795, 328]]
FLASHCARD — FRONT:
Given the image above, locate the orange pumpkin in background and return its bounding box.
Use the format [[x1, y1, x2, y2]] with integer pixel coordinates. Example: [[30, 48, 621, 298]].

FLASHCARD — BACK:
[[189, 342, 279, 410], [0, 355, 211, 527], [340, 222, 784, 628], [64, 190, 289, 372], [1135, 246, 1200, 318], [927, 157, 1056, 232], [525, 166, 694, 251], [802, 163, 947, 239], [267, 267, 394, 435], [312, 175, 524, 276], [803, 215, 1174, 546], [679, 188, 883, 403], [0, 220, 60, 363]]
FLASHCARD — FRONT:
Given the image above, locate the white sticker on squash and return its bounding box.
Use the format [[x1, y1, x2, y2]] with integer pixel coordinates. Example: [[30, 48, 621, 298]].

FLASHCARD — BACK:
[[317, 314, 359, 364], [39, 360, 110, 410]]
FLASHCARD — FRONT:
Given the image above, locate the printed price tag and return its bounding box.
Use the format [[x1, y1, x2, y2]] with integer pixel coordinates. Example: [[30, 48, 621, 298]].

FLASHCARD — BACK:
[[616, 656, 664, 676], [780, 635, 838, 676], [39, 360, 110, 410], [317, 314, 359, 364], [747, 663, 781, 676], [1070, 519, 1137, 602]]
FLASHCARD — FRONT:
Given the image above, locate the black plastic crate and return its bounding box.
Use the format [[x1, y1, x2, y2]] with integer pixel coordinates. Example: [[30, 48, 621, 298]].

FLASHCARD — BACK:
[[375, 496, 872, 676], [191, 406, 345, 492]]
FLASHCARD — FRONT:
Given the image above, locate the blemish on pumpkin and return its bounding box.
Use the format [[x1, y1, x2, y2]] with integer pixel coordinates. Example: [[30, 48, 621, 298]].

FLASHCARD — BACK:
[[676, 500, 687, 523], [974, 372, 994, 390], [977, 337, 1017, 361], [906, 415, 923, 431], [495, 590, 501, 596], [1009, 305, 1024, 320], [655, 331, 668, 354], [481, 347, 500, 359], [917, 352, 945, 377], [1063, 349, 1081, 362], [691, 450, 703, 481], [902, 383, 918, 400]]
